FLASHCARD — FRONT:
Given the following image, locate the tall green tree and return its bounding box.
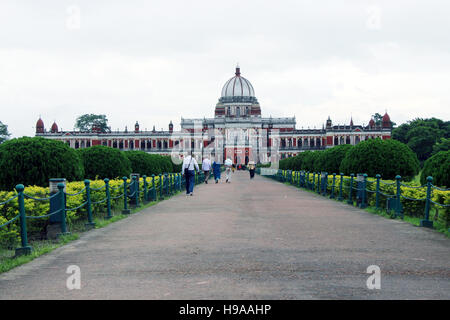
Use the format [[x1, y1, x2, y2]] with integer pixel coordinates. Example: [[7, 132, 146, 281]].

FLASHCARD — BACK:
[[372, 113, 383, 126], [0, 121, 11, 144], [392, 117, 449, 163], [75, 114, 110, 132]]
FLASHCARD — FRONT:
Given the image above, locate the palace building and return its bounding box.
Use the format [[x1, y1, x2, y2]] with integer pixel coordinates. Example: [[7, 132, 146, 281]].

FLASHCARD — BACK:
[[36, 66, 393, 164]]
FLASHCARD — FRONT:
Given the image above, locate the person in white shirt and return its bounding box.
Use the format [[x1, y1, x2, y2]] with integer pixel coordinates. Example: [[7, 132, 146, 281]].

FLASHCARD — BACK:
[[202, 157, 212, 184], [224, 158, 233, 183], [181, 152, 200, 196]]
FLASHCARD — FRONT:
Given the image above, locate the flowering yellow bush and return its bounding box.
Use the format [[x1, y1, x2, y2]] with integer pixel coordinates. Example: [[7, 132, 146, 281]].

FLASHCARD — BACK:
[[282, 170, 450, 220]]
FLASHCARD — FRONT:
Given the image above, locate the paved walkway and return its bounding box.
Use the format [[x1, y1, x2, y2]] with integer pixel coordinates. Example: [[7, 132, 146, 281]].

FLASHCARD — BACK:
[[1, 171, 449, 299]]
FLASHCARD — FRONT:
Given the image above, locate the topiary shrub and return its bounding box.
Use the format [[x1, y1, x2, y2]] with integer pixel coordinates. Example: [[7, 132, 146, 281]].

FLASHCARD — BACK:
[[420, 151, 450, 187], [124, 151, 177, 176], [320, 144, 353, 174], [0, 137, 84, 190], [301, 151, 322, 172], [77, 145, 131, 180], [339, 138, 420, 180]]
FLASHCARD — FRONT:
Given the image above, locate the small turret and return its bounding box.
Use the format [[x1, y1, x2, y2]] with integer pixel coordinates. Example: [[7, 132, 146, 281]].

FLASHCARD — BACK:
[[36, 117, 44, 133], [326, 116, 332, 129], [51, 121, 58, 133]]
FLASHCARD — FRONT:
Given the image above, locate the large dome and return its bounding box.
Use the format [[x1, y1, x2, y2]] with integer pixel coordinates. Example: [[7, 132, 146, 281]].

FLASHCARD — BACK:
[[221, 66, 255, 98]]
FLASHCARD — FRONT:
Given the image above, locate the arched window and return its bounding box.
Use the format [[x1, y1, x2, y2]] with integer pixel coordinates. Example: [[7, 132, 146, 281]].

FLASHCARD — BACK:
[[346, 136, 351, 144], [298, 139, 302, 148], [340, 136, 344, 145], [334, 136, 339, 145], [355, 136, 360, 144], [236, 107, 240, 117]]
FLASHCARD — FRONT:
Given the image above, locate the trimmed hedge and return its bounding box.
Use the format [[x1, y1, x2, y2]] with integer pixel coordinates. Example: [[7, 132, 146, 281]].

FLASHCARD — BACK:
[[319, 144, 353, 174], [77, 146, 131, 180], [125, 151, 179, 176], [340, 138, 420, 180], [279, 147, 352, 173], [421, 151, 450, 187], [279, 139, 420, 181], [0, 137, 84, 190]]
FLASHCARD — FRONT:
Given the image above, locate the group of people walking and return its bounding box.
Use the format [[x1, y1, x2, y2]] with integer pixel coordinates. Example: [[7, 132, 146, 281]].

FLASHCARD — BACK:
[[181, 151, 256, 196]]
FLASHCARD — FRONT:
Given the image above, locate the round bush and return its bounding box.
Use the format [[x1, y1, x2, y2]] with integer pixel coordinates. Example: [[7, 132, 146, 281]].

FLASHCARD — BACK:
[[339, 138, 420, 180], [125, 151, 176, 176], [301, 151, 323, 172], [77, 146, 131, 180], [320, 144, 353, 174], [421, 151, 450, 187], [0, 137, 84, 190]]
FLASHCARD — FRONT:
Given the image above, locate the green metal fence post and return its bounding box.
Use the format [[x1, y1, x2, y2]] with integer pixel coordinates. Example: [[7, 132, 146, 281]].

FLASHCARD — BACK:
[[122, 176, 131, 214], [347, 174, 354, 205], [317, 172, 322, 194], [361, 174, 368, 209], [57, 183, 69, 236], [375, 174, 381, 209], [395, 175, 403, 218], [305, 172, 309, 188], [312, 172, 315, 191], [164, 173, 168, 196], [330, 173, 336, 199], [159, 174, 164, 200], [323, 172, 328, 196], [151, 174, 156, 201], [132, 176, 140, 208], [85, 179, 95, 228], [338, 173, 344, 201], [420, 176, 434, 228], [143, 175, 148, 202], [104, 178, 112, 219], [14, 184, 32, 256]]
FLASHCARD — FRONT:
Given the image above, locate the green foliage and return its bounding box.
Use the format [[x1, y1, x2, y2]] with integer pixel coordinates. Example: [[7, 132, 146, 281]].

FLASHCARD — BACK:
[[77, 146, 131, 179], [124, 151, 177, 176], [0, 137, 84, 190], [301, 151, 316, 171], [432, 138, 450, 156], [74, 114, 110, 133], [421, 151, 450, 187], [320, 144, 353, 174], [392, 117, 450, 163], [0, 121, 10, 144], [339, 138, 420, 180], [406, 126, 441, 163], [256, 163, 270, 167]]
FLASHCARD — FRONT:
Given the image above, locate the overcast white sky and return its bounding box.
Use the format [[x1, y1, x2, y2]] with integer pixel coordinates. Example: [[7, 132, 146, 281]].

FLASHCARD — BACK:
[[1, 0, 449, 137]]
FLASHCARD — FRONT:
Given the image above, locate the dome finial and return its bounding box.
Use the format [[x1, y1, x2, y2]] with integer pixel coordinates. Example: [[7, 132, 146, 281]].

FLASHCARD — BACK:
[[235, 63, 240, 76]]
